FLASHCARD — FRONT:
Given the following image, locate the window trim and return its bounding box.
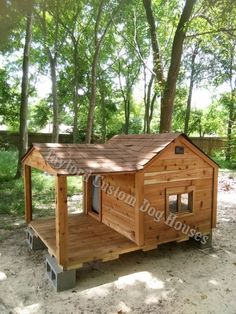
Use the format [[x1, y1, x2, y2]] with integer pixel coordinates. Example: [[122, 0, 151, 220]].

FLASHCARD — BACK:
[[87, 175, 102, 222], [165, 185, 195, 218]]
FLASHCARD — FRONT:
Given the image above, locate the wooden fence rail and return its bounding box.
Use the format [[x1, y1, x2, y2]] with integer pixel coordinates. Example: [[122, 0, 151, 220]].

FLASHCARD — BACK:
[[0, 131, 229, 157], [190, 137, 228, 156]]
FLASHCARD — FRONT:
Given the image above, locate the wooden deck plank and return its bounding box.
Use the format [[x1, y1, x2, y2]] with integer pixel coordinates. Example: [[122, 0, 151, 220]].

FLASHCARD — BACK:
[[29, 214, 139, 269]]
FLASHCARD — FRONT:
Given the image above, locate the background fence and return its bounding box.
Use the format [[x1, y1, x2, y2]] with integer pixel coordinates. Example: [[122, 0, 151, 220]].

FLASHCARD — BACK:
[[0, 131, 73, 148], [190, 137, 227, 156], [0, 130, 228, 156]]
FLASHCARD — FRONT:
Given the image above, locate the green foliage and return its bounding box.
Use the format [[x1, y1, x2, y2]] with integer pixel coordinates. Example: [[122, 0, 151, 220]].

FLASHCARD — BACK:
[[1, 0, 235, 155], [203, 102, 228, 136], [0, 150, 81, 215], [0, 149, 18, 180], [29, 99, 52, 131], [212, 151, 236, 170], [0, 149, 23, 214], [187, 101, 228, 137], [0, 69, 20, 129], [172, 87, 188, 132]]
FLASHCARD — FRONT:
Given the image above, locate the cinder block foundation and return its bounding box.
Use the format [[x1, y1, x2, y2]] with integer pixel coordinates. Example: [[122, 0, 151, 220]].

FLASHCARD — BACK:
[[26, 228, 46, 250], [199, 231, 212, 249], [45, 254, 76, 292], [191, 231, 213, 249]]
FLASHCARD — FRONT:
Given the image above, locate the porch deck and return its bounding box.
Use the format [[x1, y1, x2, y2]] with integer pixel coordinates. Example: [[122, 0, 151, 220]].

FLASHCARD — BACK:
[[29, 214, 139, 269]]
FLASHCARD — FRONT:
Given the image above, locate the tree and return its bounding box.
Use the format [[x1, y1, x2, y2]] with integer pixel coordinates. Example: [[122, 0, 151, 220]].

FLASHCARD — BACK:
[[117, 58, 140, 134], [96, 74, 119, 142], [37, 0, 67, 142], [16, 0, 33, 178], [58, 1, 89, 143], [0, 69, 20, 129], [85, 0, 121, 143], [221, 90, 236, 161], [184, 42, 200, 134], [143, 72, 157, 133], [142, 0, 197, 132], [1, 0, 235, 154], [206, 1, 236, 160]]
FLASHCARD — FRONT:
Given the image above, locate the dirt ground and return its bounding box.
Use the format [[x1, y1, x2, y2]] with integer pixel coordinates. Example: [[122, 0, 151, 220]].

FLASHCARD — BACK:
[[0, 171, 236, 314]]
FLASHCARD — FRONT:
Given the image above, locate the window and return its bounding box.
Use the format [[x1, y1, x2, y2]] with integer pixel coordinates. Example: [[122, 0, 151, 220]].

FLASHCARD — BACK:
[[175, 146, 184, 154], [166, 186, 195, 216]]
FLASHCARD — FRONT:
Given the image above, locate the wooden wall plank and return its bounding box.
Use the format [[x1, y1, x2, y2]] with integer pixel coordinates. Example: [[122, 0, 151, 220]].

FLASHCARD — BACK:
[[178, 136, 218, 169], [102, 216, 135, 242], [24, 149, 56, 175], [55, 175, 68, 267], [145, 158, 208, 172], [102, 174, 136, 243], [142, 136, 216, 248], [144, 168, 213, 185], [24, 165, 32, 224], [103, 205, 134, 225], [102, 193, 135, 218], [135, 172, 144, 246]]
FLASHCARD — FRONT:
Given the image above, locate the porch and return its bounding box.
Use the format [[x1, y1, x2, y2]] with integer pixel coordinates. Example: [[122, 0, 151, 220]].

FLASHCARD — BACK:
[[29, 213, 140, 270]]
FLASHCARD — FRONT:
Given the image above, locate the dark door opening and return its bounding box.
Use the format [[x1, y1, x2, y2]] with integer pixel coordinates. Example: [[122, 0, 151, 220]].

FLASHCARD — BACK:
[[91, 175, 100, 214]]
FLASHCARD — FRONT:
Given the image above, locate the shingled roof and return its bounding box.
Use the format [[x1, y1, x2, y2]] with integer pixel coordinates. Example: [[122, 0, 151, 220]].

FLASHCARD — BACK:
[[22, 133, 185, 174]]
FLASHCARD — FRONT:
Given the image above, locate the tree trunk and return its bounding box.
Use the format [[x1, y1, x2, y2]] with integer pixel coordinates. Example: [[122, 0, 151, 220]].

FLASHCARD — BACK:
[[225, 87, 235, 162], [143, 67, 148, 133], [72, 45, 79, 143], [15, 2, 33, 178], [143, 73, 157, 134], [184, 44, 199, 134], [85, 0, 118, 143], [41, 0, 60, 143], [160, 0, 196, 133], [142, 0, 164, 86], [49, 55, 59, 143], [142, 0, 164, 133], [148, 91, 157, 133], [124, 96, 131, 135], [225, 106, 234, 161], [226, 45, 235, 162], [146, 74, 155, 133], [85, 1, 104, 144], [100, 87, 107, 143], [86, 51, 99, 143]]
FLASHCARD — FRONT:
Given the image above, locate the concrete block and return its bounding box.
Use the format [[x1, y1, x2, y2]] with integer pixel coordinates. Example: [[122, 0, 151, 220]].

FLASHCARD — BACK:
[[190, 231, 213, 249], [198, 231, 212, 249], [26, 228, 46, 250], [45, 254, 76, 292]]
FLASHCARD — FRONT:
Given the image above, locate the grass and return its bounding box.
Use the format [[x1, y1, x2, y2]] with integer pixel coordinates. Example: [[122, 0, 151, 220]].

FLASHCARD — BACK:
[[0, 149, 81, 216]]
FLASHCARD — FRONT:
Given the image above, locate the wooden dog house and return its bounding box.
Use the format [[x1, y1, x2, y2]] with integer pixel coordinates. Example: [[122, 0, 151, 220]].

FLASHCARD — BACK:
[[22, 133, 218, 288]]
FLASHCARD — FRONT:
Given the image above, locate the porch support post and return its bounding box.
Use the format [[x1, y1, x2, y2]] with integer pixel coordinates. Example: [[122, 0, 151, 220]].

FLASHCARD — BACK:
[[24, 165, 32, 223], [135, 171, 144, 246], [55, 175, 68, 268]]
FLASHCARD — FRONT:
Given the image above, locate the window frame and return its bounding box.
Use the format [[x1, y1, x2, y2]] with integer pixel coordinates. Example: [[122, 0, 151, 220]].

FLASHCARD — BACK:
[[165, 185, 195, 218], [86, 175, 102, 222]]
